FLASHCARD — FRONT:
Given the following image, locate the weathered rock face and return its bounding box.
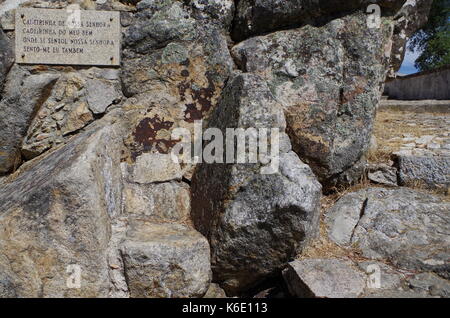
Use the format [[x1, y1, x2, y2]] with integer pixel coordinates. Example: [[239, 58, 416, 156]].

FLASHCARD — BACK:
[[120, 0, 234, 164], [0, 28, 13, 96], [283, 258, 367, 298], [0, 0, 439, 299], [394, 154, 450, 189], [0, 114, 124, 297], [203, 283, 227, 298], [232, 0, 406, 42], [21, 69, 122, 160], [0, 65, 122, 173], [232, 12, 394, 187], [0, 109, 212, 298], [120, 220, 211, 298], [408, 272, 450, 297], [191, 73, 322, 295], [187, 0, 235, 29], [326, 188, 450, 279], [122, 181, 191, 223], [0, 66, 60, 174], [285, 257, 450, 298], [367, 163, 398, 187]]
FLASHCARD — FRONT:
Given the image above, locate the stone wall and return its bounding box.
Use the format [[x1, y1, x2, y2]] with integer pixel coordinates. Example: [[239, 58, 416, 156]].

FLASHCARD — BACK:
[[384, 66, 450, 100], [1, 0, 447, 299]]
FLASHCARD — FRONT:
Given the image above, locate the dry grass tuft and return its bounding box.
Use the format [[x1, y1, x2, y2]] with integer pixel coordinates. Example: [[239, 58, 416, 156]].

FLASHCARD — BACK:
[[403, 180, 450, 200], [298, 189, 368, 262]]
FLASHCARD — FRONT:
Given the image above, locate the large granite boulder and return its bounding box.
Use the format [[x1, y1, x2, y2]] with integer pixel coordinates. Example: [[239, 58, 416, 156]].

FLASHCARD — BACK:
[[121, 0, 234, 166], [232, 0, 407, 42], [0, 114, 124, 297], [191, 73, 322, 295], [0, 109, 212, 298], [232, 12, 394, 187], [326, 187, 450, 279]]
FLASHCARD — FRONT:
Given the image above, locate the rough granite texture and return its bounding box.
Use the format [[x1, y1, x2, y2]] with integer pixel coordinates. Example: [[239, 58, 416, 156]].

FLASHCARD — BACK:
[[232, 12, 395, 187], [326, 187, 450, 279], [0, 114, 124, 297], [120, 220, 211, 298], [283, 259, 367, 298], [232, 0, 406, 42], [394, 154, 450, 189], [191, 73, 322, 295], [0, 0, 442, 298]]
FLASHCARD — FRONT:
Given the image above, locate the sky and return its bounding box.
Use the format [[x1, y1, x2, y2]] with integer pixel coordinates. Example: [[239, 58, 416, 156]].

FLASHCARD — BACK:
[[398, 46, 421, 75]]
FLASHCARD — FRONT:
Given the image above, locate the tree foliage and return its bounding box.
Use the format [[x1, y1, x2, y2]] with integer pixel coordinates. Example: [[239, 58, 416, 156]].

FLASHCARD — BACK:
[[408, 0, 450, 71]]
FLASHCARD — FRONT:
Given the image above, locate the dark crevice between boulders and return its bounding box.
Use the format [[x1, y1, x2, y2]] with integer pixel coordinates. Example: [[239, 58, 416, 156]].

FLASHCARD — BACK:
[[350, 197, 369, 242], [231, 4, 398, 43], [118, 248, 131, 295], [391, 153, 403, 186], [182, 176, 191, 186], [238, 271, 294, 298]]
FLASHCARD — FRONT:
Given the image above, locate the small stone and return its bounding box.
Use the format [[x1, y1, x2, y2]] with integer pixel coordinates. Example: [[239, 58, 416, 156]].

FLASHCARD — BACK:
[[128, 153, 182, 184], [394, 154, 450, 188], [283, 259, 367, 298], [203, 284, 227, 298], [120, 220, 211, 298], [86, 79, 120, 114], [367, 164, 398, 187]]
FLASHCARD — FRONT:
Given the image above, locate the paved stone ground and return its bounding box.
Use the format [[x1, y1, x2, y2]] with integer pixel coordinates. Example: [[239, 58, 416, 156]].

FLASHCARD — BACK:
[[379, 100, 450, 113], [373, 110, 450, 159]]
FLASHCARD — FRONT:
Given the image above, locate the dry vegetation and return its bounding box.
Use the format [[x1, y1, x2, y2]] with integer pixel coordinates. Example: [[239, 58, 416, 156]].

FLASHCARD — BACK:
[[369, 110, 449, 163]]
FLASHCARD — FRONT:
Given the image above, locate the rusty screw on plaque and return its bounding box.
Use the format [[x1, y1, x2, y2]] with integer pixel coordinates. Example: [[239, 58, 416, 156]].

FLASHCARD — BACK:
[[21, 54, 25, 59], [21, 14, 25, 19], [110, 57, 114, 63], [110, 18, 113, 22]]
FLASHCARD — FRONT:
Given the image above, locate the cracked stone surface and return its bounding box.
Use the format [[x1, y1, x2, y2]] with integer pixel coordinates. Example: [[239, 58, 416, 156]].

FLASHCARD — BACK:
[[326, 187, 450, 279]]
